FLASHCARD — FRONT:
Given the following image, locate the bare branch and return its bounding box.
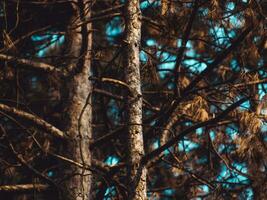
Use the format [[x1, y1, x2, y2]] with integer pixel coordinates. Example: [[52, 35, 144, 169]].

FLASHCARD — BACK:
[[0, 184, 49, 192], [0, 103, 65, 139], [0, 53, 61, 74]]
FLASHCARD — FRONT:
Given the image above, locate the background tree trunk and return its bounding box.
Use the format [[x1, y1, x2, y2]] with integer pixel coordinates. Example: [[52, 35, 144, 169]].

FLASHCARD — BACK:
[[62, 1, 92, 200]]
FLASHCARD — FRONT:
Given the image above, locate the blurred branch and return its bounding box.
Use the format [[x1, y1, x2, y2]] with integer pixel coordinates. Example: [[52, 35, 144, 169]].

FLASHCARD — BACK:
[[141, 98, 248, 165], [92, 4, 124, 16], [0, 53, 61, 73], [93, 88, 160, 112], [0, 184, 49, 192], [8, 142, 57, 188], [174, 1, 200, 96], [90, 127, 125, 150], [183, 25, 254, 93], [90, 77, 130, 91], [0, 103, 65, 139]]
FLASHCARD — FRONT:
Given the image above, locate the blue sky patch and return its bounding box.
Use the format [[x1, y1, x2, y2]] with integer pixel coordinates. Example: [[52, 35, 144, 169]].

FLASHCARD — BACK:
[[178, 139, 199, 152], [217, 162, 249, 188], [105, 16, 123, 43], [140, 0, 160, 10], [105, 155, 119, 166], [31, 33, 65, 57]]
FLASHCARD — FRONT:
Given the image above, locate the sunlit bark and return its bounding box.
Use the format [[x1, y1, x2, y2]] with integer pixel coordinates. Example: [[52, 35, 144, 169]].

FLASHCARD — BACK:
[[124, 0, 147, 199]]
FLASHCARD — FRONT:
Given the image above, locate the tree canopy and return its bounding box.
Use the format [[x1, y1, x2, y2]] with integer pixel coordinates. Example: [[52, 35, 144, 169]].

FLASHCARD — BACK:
[[0, 0, 266, 199]]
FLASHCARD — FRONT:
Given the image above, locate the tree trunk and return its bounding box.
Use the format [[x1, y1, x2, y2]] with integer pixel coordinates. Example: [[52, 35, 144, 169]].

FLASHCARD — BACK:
[[62, 1, 92, 200], [124, 1, 147, 199]]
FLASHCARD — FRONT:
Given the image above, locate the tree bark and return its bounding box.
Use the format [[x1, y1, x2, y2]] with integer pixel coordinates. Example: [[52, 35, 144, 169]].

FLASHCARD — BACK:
[[62, 1, 93, 200], [124, 1, 147, 199]]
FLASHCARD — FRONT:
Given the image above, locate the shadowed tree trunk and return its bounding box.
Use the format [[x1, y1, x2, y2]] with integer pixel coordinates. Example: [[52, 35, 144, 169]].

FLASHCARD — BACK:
[[63, 1, 93, 200], [124, 0, 147, 199]]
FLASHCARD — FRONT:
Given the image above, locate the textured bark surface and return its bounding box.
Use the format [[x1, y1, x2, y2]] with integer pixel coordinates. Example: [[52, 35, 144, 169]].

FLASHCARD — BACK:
[[62, 1, 92, 200], [124, 1, 147, 199]]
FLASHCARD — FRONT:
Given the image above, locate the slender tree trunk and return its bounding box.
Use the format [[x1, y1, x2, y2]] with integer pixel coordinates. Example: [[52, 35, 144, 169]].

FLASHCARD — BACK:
[[124, 1, 147, 199], [63, 1, 92, 200]]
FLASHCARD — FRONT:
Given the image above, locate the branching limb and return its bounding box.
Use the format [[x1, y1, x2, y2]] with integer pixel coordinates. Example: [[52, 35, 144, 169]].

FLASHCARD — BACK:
[[141, 98, 248, 165]]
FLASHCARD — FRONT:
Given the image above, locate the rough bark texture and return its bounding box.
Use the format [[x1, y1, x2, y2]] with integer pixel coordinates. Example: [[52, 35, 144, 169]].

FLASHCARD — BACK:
[[63, 1, 92, 200], [124, 1, 147, 199]]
